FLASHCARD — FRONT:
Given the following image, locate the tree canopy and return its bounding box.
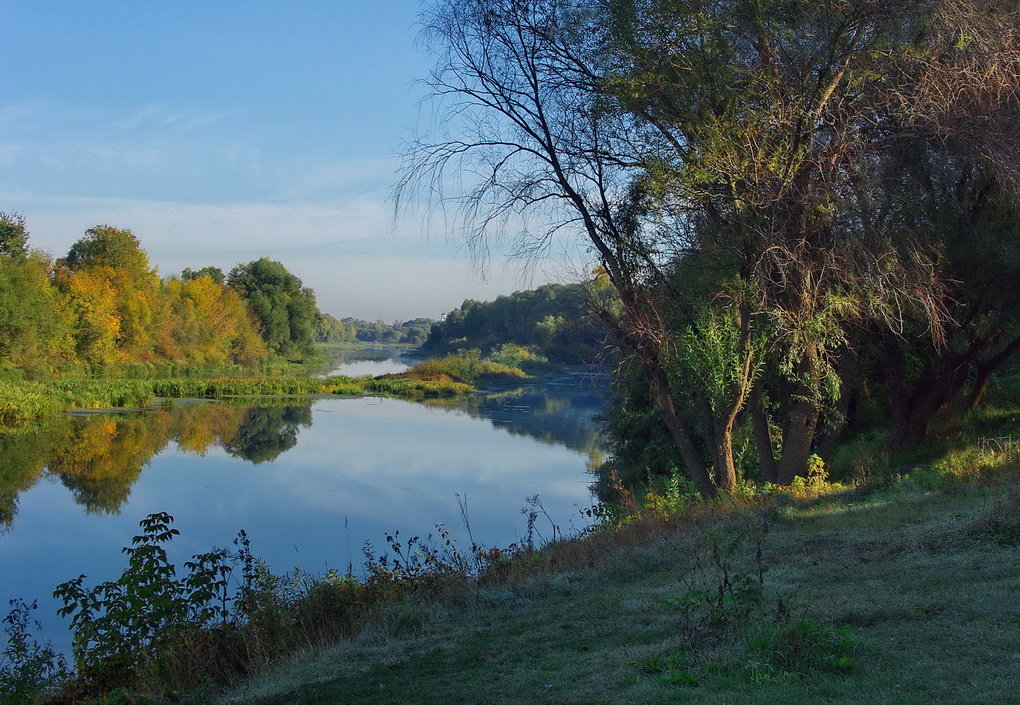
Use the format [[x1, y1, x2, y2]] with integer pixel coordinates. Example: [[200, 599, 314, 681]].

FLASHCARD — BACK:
[[0, 217, 338, 374], [227, 258, 319, 358], [405, 0, 1020, 495]]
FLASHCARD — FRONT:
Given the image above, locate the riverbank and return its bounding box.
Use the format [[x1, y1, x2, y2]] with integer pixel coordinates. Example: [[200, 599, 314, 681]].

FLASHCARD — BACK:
[[0, 347, 554, 423], [222, 468, 1020, 705], [0, 374, 474, 423]]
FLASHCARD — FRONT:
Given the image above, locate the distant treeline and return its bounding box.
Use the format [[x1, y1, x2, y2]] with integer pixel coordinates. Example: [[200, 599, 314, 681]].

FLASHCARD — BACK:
[[422, 283, 607, 363], [316, 315, 435, 346], [0, 213, 331, 376]]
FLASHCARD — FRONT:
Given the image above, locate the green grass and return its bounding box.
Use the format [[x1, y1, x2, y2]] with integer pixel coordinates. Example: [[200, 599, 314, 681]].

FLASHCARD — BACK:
[[0, 373, 473, 423], [217, 476, 1020, 705], [0, 348, 543, 423], [406, 349, 529, 384]]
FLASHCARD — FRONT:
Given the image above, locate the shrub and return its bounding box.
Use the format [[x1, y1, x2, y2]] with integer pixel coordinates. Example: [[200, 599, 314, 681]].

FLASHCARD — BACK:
[[0, 599, 68, 704]]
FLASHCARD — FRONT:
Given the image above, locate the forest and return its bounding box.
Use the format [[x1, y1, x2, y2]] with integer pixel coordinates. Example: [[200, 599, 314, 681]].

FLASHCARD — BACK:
[[422, 283, 608, 363]]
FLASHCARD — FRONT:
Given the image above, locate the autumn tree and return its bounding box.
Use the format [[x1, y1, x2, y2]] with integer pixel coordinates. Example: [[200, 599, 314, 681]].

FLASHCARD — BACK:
[[164, 273, 268, 366], [56, 226, 167, 366]]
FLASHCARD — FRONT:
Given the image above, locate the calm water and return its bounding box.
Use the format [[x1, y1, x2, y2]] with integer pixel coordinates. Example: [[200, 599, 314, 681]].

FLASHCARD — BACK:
[[0, 369, 605, 652], [319, 346, 415, 377]]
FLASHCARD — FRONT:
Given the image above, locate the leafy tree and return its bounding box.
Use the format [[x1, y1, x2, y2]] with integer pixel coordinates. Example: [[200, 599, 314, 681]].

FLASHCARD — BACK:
[[315, 313, 356, 343], [227, 259, 319, 357], [424, 283, 606, 363], [63, 226, 152, 276], [0, 215, 73, 374], [181, 266, 226, 285], [56, 226, 166, 366], [0, 252, 73, 374], [0, 212, 29, 259], [339, 317, 435, 345], [404, 0, 1018, 494], [164, 274, 267, 366]]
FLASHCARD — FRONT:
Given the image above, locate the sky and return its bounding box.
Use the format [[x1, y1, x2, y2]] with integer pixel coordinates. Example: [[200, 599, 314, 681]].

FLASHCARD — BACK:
[[0, 0, 580, 320]]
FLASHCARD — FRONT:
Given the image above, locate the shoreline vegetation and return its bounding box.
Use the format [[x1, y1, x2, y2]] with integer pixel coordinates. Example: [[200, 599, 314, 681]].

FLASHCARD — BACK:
[[0, 347, 547, 424], [4, 431, 1019, 703]]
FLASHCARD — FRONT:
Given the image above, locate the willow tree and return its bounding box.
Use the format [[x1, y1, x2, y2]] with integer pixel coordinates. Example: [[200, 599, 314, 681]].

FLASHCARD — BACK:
[[402, 0, 1001, 494], [401, 0, 727, 496]]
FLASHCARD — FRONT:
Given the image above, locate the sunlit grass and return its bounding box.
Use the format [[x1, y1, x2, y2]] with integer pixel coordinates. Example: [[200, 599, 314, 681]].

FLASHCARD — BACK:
[[0, 373, 474, 423]]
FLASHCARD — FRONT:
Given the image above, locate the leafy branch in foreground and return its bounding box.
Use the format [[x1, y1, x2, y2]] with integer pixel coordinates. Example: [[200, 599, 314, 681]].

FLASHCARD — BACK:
[[0, 599, 68, 704]]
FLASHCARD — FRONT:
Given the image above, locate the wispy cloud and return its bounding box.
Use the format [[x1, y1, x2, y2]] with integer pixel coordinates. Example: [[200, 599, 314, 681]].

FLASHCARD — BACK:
[[0, 192, 427, 261], [107, 103, 235, 133]]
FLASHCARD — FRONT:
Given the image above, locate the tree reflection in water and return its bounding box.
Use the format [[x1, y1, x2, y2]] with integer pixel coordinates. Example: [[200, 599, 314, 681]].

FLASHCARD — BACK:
[[0, 401, 313, 530], [223, 405, 313, 464], [0, 377, 605, 532]]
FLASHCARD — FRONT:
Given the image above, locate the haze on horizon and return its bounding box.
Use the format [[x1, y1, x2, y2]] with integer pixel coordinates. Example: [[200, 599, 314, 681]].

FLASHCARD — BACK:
[[0, 1, 582, 321]]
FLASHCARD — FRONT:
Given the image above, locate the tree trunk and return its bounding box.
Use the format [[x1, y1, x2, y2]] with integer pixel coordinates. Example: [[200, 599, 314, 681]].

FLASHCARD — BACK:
[[713, 416, 738, 492], [649, 369, 716, 499], [749, 384, 778, 483], [776, 395, 820, 484], [965, 333, 1020, 412]]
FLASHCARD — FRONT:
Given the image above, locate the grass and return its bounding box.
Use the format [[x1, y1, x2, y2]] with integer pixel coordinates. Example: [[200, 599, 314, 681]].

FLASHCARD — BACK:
[[0, 348, 546, 423], [404, 348, 530, 384], [11, 383, 1019, 703], [8, 444, 1020, 703], [0, 373, 474, 423], [215, 471, 1020, 705]]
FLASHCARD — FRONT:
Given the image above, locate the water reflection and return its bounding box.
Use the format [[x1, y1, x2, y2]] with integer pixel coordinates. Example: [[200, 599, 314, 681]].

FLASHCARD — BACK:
[[223, 405, 313, 464], [0, 402, 314, 530], [425, 373, 606, 456], [0, 378, 604, 533], [0, 378, 605, 654], [316, 346, 415, 377]]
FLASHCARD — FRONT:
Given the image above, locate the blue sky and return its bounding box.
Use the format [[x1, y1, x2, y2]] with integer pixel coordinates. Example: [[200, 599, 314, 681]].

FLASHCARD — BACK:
[[0, 0, 577, 320]]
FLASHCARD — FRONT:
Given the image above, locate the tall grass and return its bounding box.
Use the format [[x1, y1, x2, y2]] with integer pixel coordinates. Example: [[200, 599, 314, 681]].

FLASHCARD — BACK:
[[406, 349, 528, 383], [0, 373, 474, 423]]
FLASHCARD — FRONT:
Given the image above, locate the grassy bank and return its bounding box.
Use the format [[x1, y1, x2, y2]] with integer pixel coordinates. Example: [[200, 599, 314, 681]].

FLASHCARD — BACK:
[[222, 473, 1020, 705], [0, 348, 560, 423], [0, 347, 558, 423]]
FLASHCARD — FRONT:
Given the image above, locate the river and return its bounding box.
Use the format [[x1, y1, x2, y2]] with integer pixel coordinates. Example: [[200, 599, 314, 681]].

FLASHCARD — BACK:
[[0, 354, 606, 653]]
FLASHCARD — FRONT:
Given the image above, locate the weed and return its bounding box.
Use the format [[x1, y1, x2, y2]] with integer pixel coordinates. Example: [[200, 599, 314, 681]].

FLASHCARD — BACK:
[[405, 349, 527, 384], [0, 599, 68, 704], [53, 512, 237, 692], [748, 616, 856, 674]]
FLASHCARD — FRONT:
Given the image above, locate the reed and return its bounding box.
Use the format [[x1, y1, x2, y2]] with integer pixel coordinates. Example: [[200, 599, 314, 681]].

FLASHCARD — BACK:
[[0, 372, 475, 423]]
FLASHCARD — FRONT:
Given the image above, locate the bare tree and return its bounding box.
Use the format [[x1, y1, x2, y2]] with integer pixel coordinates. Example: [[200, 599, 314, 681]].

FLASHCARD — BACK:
[[400, 0, 725, 495]]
